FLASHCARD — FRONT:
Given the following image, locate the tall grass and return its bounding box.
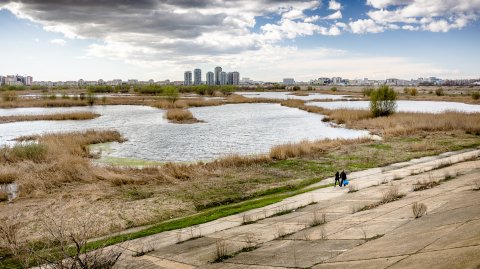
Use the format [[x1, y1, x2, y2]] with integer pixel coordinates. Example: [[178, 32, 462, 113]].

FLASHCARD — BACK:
[[270, 138, 371, 160], [0, 130, 125, 194], [0, 112, 100, 123], [165, 108, 202, 123]]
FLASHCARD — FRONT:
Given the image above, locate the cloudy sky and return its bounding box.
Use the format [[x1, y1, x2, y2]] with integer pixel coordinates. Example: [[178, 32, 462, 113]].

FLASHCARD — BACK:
[[0, 0, 479, 82]]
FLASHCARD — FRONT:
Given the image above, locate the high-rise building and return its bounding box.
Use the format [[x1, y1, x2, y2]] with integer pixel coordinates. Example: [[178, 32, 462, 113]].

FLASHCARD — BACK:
[[232, 71, 240, 85], [214, 66, 222, 85], [206, 72, 214, 85], [26, 76, 33, 86], [194, 68, 201, 85], [184, 71, 192, 86], [227, 72, 233, 85], [220, 71, 227, 85], [283, 78, 295, 85]]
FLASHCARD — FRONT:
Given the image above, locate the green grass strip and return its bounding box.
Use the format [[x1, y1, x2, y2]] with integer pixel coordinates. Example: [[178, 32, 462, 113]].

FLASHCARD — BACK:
[[86, 182, 333, 251]]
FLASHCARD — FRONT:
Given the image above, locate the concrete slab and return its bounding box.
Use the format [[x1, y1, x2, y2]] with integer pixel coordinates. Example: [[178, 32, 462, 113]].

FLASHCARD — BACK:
[[328, 219, 409, 240], [226, 239, 364, 268], [329, 222, 460, 261], [389, 245, 480, 269], [312, 256, 407, 269]]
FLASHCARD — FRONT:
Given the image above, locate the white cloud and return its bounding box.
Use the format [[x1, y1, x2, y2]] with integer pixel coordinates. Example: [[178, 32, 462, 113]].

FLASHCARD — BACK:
[[324, 10, 342, 20], [328, 0, 342, 11], [349, 19, 385, 34], [365, 0, 480, 33], [50, 38, 66, 46]]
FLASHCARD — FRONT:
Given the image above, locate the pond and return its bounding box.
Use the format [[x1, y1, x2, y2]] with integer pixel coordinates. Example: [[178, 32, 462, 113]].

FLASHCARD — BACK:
[[0, 104, 370, 162], [236, 91, 350, 100], [307, 100, 480, 113]]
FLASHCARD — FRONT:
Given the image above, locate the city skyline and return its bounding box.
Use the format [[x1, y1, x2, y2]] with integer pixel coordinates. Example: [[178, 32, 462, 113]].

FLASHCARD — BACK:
[[0, 1, 479, 81]]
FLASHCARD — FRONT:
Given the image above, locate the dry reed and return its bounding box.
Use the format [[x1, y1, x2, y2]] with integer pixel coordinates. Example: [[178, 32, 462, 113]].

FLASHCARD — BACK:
[[270, 138, 371, 160], [0, 112, 100, 124], [165, 108, 202, 124]]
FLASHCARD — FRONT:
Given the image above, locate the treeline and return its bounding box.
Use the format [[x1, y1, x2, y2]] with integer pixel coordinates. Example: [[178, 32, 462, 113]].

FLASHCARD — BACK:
[[86, 85, 130, 93], [132, 85, 237, 95]]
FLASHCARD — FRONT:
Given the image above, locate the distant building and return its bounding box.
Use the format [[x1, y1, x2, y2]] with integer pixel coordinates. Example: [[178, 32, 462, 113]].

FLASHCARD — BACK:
[[206, 71, 214, 85], [220, 71, 227, 85], [98, 79, 105, 85], [231, 71, 240, 85], [227, 72, 233, 85], [128, 79, 138, 85], [0, 76, 4, 86], [184, 71, 192, 86], [78, 79, 85, 87], [194, 68, 202, 85], [215, 66, 222, 85], [331, 77, 342, 84], [386, 78, 398, 86], [25, 76, 33, 86], [283, 78, 295, 85]]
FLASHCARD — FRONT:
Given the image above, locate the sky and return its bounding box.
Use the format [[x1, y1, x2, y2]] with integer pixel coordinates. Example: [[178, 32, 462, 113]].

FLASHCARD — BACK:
[[0, 0, 479, 82]]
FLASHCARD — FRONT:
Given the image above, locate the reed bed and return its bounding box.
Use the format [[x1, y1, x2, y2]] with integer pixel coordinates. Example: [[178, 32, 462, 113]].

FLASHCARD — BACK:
[[0, 112, 100, 124], [165, 109, 202, 124], [270, 138, 371, 160], [348, 111, 480, 137]]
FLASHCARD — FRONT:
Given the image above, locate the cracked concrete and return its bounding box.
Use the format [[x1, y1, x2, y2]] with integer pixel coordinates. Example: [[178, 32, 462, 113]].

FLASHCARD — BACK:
[[112, 149, 480, 269]]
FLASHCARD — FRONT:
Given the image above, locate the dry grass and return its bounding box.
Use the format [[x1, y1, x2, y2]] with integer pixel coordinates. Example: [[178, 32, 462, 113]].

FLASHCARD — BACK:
[[279, 98, 480, 137], [165, 108, 202, 124], [412, 202, 427, 218], [413, 179, 440, 191], [0, 130, 125, 195], [0, 112, 100, 124], [346, 111, 480, 137], [270, 138, 371, 160]]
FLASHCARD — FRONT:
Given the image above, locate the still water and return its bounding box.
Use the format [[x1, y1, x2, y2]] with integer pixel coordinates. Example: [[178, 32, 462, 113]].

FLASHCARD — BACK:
[[307, 100, 480, 113], [236, 91, 349, 100], [0, 104, 369, 162]]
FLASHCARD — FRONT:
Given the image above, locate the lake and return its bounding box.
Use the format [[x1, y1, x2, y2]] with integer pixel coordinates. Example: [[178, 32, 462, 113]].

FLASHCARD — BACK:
[[0, 104, 370, 162]]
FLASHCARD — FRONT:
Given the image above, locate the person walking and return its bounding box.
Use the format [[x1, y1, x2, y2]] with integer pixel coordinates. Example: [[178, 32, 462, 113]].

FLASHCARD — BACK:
[[334, 171, 340, 187], [340, 170, 347, 187]]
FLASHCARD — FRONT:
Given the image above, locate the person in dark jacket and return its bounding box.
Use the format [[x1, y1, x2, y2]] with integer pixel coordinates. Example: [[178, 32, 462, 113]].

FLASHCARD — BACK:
[[340, 170, 347, 187], [334, 171, 340, 187]]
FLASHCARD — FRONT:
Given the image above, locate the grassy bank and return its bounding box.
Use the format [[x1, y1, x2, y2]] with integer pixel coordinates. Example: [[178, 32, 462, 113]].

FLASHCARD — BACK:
[[0, 112, 100, 124]]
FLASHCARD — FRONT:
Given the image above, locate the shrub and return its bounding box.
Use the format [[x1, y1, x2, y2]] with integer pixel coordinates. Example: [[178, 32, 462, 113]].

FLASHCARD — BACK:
[[405, 88, 417, 96], [412, 202, 427, 218], [472, 91, 480, 100], [330, 86, 337, 92], [435, 88, 444, 96], [292, 86, 301, 91], [86, 93, 96, 106], [11, 143, 48, 163], [370, 85, 397, 117], [2, 91, 17, 102], [0, 191, 8, 202], [362, 87, 374, 97], [160, 86, 180, 103]]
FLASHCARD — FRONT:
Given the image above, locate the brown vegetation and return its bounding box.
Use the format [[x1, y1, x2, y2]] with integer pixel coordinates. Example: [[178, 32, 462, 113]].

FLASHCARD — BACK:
[[270, 138, 371, 160], [165, 109, 203, 124], [0, 112, 100, 124], [0, 130, 125, 194], [412, 202, 427, 218]]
